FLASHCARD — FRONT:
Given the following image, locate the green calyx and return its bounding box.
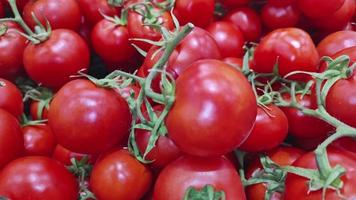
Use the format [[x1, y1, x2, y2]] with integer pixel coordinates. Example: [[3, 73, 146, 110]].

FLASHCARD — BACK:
[[0, 24, 8, 36], [183, 185, 226, 200], [107, 0, 124, 7]]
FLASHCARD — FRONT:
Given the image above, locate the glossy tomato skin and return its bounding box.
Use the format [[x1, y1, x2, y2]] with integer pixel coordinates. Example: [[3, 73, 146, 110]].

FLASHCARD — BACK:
[[206, 21, 245, 58], [154, 155, 246, 200], [23, 29, 90, 89], [239, 105, 288, 152], [285, 148, 356, 200], [0, 156, 78, 200], [23, 0, 82, 30], [30, 100, 50, 120], [22, 124, 56, 156], [166, 60, 257, 157], [261, 3, 301, 30], [174, 0, 214, 28], [52, 144, 97, 165], [224, 7, 262, 42], [77, 0, 120, 26], [316, 31, 356, 57], [91, 19, 136, 63], [0, 78, 23, 118], [0, 22, 27, 80], [246, 147, 304, 200], [252, 28, 319, 81], [222, 57, 243, 69], [90, 149, 152, 200], [48, 79, 131, 154], [0, 109, 24, 169], [297, 0, 344, 18]]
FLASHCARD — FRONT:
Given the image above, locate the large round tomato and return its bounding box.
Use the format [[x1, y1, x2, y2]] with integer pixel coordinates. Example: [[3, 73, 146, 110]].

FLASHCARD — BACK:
[[174, 0, 214, 28], [48, 79, 131, 154], [261, 3, 301, 30], [23, 0, 82, 30], [297, 0, 344, 18], [0, 109, 23, 169], [252, 28, 319, 81], [0, 78, 23, 118], [166, 59, 257, 157], [23, 29, 90, 89], [77, 0, 120, 26], [0, 156, 78, 200], [153, 155, 246, 200], [22, 124, 56, 157], [284, 148, 356, 200], [90, 149, 152, 200], [239, 104, 288, 152], [316, 30, 356, 57]]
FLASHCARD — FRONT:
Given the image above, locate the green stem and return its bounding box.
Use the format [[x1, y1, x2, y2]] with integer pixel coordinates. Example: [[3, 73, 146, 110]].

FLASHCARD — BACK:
[[7, 0, 34, 36]]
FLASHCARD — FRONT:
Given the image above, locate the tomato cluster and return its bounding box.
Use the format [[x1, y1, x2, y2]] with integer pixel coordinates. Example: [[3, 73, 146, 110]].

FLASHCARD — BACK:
[[0, 0, 355, 199]]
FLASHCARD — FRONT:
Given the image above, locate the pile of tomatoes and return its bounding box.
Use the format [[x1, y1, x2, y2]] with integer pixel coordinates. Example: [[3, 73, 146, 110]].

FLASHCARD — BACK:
[[0, 0, 355, 199]]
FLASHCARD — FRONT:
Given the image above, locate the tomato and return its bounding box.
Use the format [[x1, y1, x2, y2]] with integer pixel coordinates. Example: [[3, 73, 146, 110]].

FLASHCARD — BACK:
[[77, 0, 120, 26], [261, 3, 301, 30], [154, 155, 246, 200], [281, 94, 334, 139], [316, 31, 356, 57], [297, 0, 344, 18], [166, 59, 257, 157], [245, 146, 304, 200], [0, 156, 78, 200], [30, 100, 50, 120], [222, 57, 243, 69], [0, 22, 27, 80], [0, 109, 24, 169], [319, 46, 356, 72], [284, 148, 356, 200], [206, 21, 245, 58], [311, 0, 355, 31], [224, 7, 262, 42], [239, 104, 288, 152], [0, 78, 23, 118], [252, 28, 319, 81], [219, 0, 250, 7], [23, 29, 90, 89], [90, 149, 152, 200], [23, 0, 82, 30], [331, 138, 356, 155], [268, 0, 295, 6], [290, 135, 327, 151], [52, 144, 97, 166], [0, 1, 4, 18], [173, 0, 214, 28], [22, 124, 56, 157], [48, 79, 131, 154]]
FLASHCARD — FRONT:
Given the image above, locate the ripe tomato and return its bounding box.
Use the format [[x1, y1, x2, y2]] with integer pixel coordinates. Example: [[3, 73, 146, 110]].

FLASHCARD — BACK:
[[281, 94, 334, 139], [297, 0, 344, 18], [224, 7, 262, 42], [174, 0, 214, 28], [0, 78, 23, 118], [219, 0, 250, 7], [166, 60, 257, 157], [319, 46, 356, 72], [154, 155, 246, 200], [316, 30, 356, 57], [90, 149, 152, 200], [0, 22, 27, 80], [77, 0, 120, 26], [268, 0, 295, 6], [290, 135, 327, 151], [48, 79, 131, 154], [331, 138, 356, 155], [245, 146, 304, 200], [23, 0, 82, 30], [0, 156, 78, 200], [239, 104, 288, 152], [0, 109, 24, 169], [22, 124, 56, 157], [222, 57, 243, 69], [261, 3, 301, 30], [0, 2, 4, 19], [206, 21, 245, 58], [23, 29, 90, 89], [30, 100, 50, 120], [252, 28, 319, 81], [284, 148, 356, 200], [52, 144, 97, 166]]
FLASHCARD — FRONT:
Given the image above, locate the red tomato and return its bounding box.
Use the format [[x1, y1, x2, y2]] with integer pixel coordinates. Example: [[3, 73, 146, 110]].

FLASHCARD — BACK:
[[0, 109, 24, 169], [239, 105, 288, 152], [90, 149, 152, 200], [268, 0, 295, 6], [281, 94, 334, 138], [252, 28, 319, 81], [245, 147, 304, 200], [222, 57, 243, 69], [30, 100, 50, 120], [297, 0, 344, 18], [224, 7, 262, 42], [0, 156, 78, 200], [48, 79, 131, 154], [23, 0, 82, 30], [290, 135, 328, 151], [22, 124, 56, 157], [319, 46, 356, 72], [0, 2, 4, 18], [261, 3, 301, 30], [219, 0, 250, 7], [173, 0, 214, 28], [154, 155, 246, 200], [331, 138, 356, 155], [52, 144, 97, 166], [285, 148, 356, 200], [206, 21, 245, 58], [317, 31, 356, 57], [23, 29, 90, 89], [77, 0, 120, 26], [0, 78, 23, 118], [0, 22, 27, 80], [166, 60, 257, 157]]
